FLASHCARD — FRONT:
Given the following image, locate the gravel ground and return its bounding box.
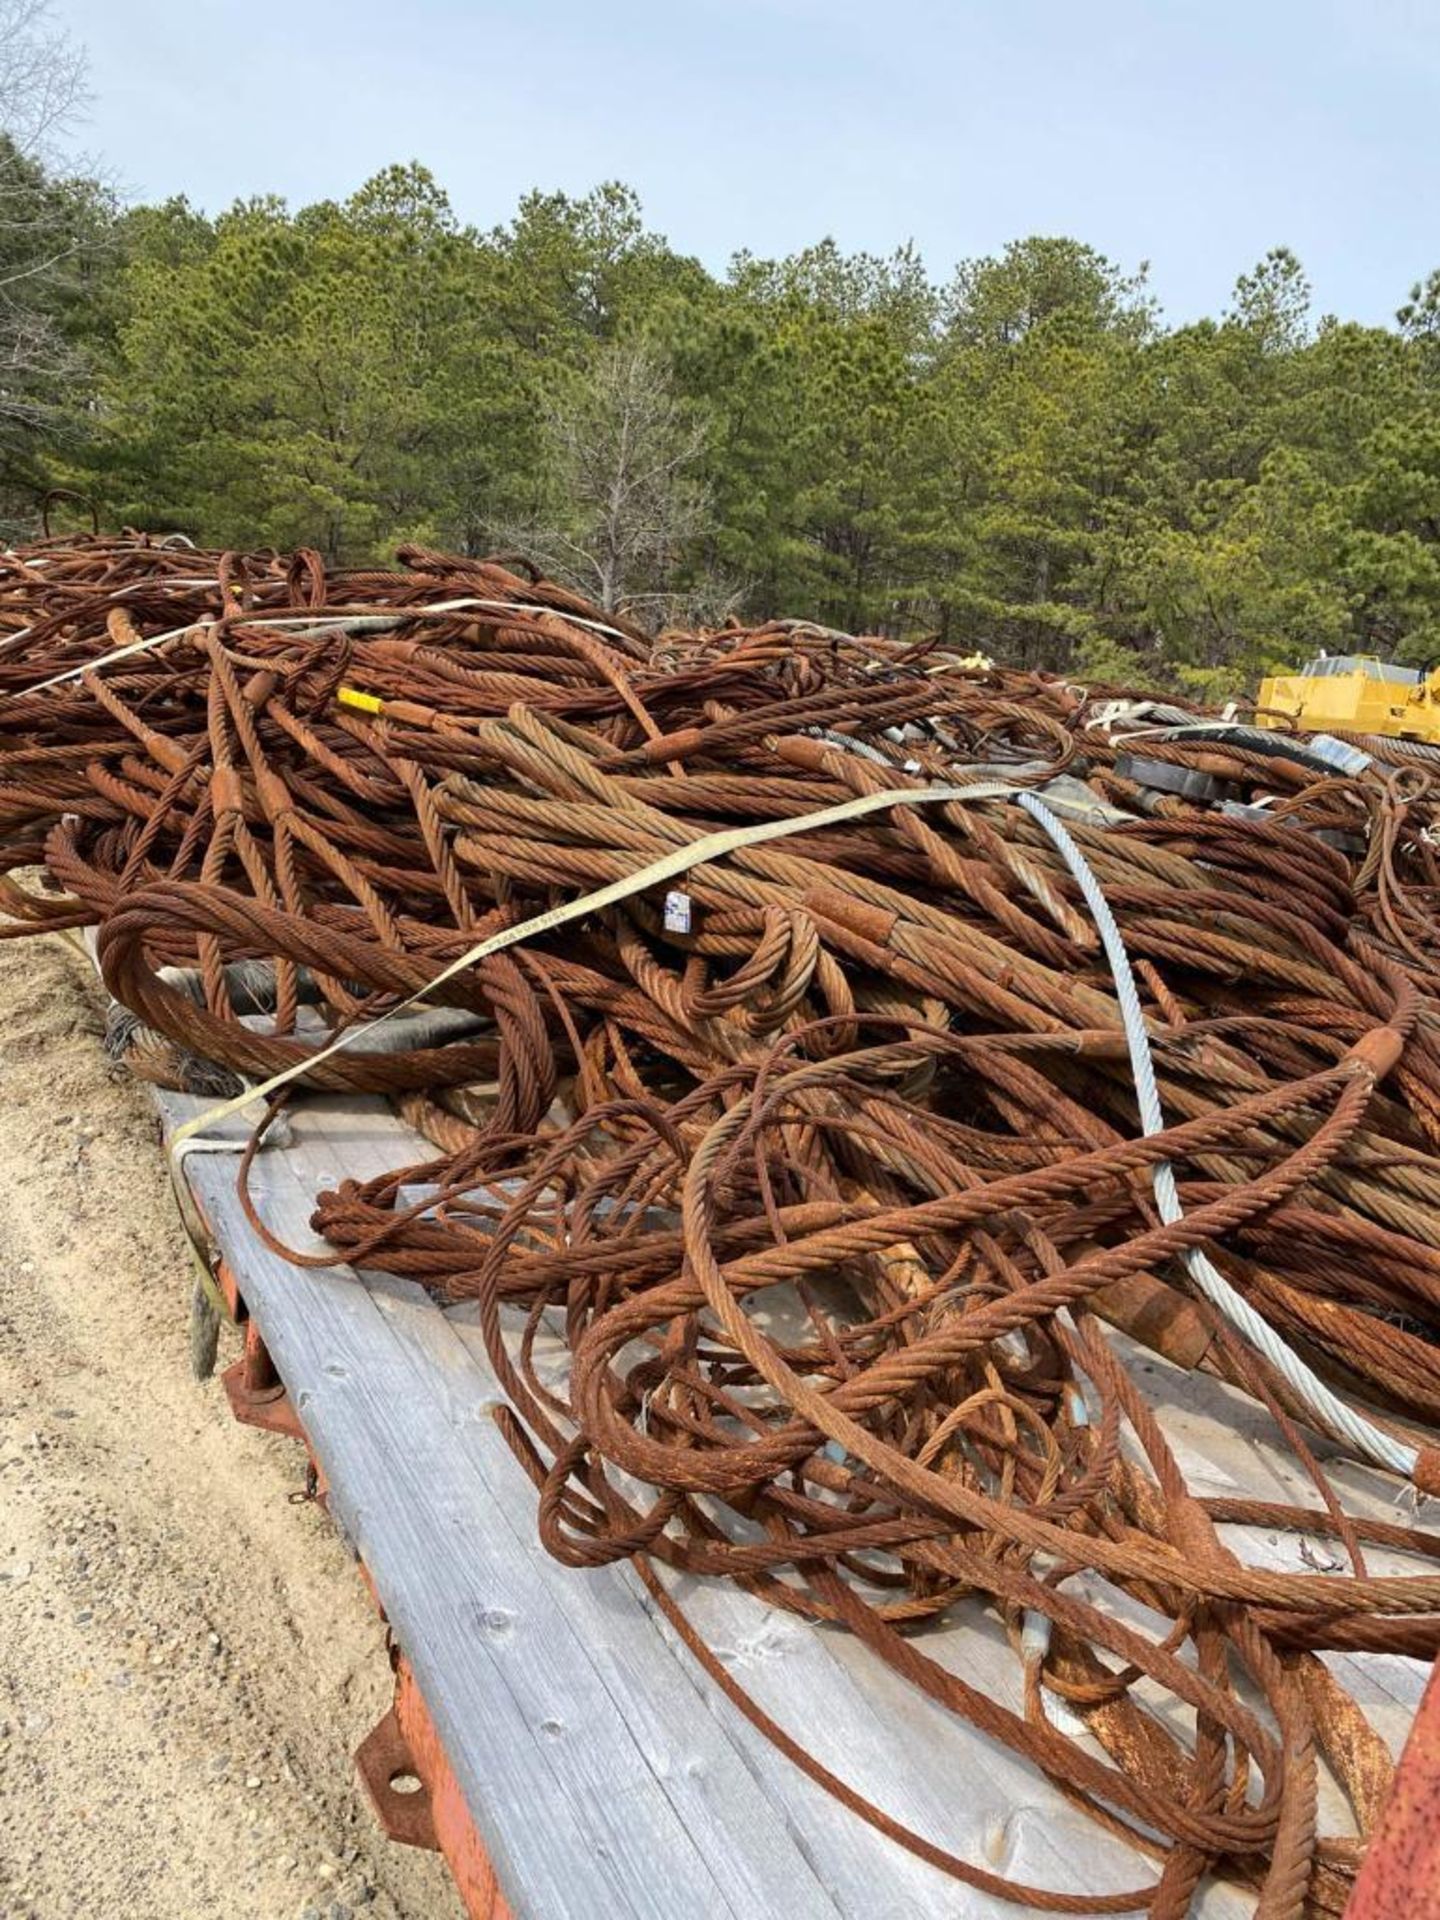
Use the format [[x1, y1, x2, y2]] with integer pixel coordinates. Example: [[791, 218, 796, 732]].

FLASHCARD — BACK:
[[0, 935, 463, 1920]]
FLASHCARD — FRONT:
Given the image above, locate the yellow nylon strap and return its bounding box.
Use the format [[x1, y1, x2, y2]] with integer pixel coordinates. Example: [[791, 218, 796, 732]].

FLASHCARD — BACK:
[[168, 778, 1020, 1150]]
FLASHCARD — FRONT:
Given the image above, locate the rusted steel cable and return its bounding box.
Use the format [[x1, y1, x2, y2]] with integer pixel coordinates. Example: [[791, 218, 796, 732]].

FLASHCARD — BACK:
[[11, 535, 1440, 1910]]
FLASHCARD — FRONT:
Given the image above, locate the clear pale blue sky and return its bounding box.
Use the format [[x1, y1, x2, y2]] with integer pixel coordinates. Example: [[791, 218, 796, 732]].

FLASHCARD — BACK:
[[57, 0, 1440, 326]]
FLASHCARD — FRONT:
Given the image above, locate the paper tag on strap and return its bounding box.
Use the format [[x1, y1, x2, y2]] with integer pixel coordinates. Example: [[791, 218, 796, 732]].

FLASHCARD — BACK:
[[663, 890, 693, 934]]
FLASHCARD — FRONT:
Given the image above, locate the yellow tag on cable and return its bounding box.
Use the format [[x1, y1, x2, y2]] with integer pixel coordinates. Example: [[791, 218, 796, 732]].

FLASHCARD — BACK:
[[168, 778, 1022, 1152], [336, 686, 384, 714]]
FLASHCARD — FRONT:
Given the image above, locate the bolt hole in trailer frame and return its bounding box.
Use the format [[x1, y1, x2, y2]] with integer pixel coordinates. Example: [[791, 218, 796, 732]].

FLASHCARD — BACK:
[[136, 1069, 1440, 1920]]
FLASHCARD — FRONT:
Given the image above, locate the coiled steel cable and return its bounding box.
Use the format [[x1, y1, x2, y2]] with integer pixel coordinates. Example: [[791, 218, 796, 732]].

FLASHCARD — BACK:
[[10, 535, 1440, 1912]]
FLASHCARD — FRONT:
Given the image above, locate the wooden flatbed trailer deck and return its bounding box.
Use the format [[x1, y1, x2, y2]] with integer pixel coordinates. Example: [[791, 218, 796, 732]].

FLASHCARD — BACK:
[[151, 1085, 1433, 1919]]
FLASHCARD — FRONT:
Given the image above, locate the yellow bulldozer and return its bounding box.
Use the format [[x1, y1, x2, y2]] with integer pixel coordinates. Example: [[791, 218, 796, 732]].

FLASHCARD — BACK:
[[1257, 653, 1440, 743]]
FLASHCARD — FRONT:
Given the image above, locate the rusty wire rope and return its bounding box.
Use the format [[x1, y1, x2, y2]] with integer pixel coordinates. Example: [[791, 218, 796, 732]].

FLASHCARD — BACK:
[[10, 533, 1440, 1912]]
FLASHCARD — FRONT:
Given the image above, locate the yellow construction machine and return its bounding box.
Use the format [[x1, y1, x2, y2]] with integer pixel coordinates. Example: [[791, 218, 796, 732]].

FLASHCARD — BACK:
[[1257, 653, 1440, 742]]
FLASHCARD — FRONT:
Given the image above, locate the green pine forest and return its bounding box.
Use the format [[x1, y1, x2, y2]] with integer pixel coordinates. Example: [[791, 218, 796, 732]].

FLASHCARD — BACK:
[[11, 144, 1440, 697]]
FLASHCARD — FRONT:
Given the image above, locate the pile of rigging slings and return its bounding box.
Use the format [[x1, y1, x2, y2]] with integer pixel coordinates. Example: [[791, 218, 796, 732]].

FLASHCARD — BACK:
[[11, 532, 1440, 1913]]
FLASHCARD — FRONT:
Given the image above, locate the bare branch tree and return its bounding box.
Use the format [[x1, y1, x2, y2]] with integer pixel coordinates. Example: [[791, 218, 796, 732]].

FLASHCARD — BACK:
[[512, 340, 716, 618], [0, 0, 94, 527], [0, 0, 85, 158]]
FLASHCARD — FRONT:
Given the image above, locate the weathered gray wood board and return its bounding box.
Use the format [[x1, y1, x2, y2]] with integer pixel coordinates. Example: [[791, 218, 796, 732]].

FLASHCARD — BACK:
[[150, 1086, 1431, 1919]]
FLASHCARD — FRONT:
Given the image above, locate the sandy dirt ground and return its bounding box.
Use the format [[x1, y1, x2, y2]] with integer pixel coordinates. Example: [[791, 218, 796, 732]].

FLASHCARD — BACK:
[[0, 935, 464, 1920]]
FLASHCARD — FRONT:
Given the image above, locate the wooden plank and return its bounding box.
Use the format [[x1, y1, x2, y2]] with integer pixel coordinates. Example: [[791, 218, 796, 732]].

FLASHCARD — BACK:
[[167, 1099, 843, 1920], [155, 1081, 1433, 1917]]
